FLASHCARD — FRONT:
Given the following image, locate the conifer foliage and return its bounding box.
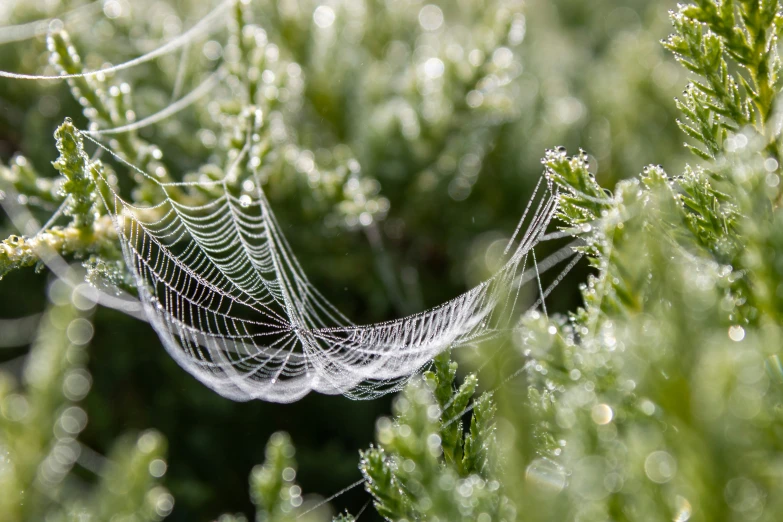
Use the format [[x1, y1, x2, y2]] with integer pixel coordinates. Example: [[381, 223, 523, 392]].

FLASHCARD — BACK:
[[1, 0, 783, 521], [353, 0, 783, 519], [360, 351, 513, 521], [0, 282, 172, 521]]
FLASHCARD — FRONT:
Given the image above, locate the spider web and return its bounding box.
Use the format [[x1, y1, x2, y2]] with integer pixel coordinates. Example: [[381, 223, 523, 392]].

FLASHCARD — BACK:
[[84, 133, 561, 403], [0, 1, 569, 403]]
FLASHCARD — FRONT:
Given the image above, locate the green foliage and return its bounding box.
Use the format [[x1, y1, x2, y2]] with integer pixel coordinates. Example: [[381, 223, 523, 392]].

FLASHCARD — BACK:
[[0, 120, 118, 280], [52, 118, 98, 230], [360, 353, 513, 521], [514, 142, 783, 520], [0, 282, 172, 522], [0, 155, 60, 207], [2, 0, 783, 521], [664, 0, 783, 158], [354, 2, 783, 520], [250, 432, 307, 522], [215, 431, 348, 522], [466, 3, 783, 520]]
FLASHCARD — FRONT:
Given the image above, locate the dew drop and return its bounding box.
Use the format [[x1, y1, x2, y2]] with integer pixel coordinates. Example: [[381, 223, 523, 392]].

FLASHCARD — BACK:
[[313, 5, 336, 28], [418, 4, 444, 31], [591, 403, 614, 425], [728, 325, 745, 342]]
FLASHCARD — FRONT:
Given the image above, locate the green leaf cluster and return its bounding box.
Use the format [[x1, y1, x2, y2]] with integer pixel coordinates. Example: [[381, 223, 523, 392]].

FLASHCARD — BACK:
[[0, 282, 172, 522], [1, 1, 783, 521], [359, 351, 514, 521]]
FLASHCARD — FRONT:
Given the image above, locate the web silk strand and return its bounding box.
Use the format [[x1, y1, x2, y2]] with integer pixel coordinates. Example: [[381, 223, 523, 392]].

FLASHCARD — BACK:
[[0, 0, 232, 81]]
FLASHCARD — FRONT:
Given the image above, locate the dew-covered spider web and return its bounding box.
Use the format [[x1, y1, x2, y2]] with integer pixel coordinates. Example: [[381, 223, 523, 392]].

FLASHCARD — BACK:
[[81, 131, 562, 403], [0, 0, 575, 403]]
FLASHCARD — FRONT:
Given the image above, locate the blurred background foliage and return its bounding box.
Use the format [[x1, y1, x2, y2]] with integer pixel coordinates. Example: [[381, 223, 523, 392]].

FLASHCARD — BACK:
[[2, 0, 757, 520]]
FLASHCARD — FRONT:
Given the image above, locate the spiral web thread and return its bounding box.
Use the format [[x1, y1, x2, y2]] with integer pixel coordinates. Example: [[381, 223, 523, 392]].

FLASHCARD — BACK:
[[82, 132, 561, 403]]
